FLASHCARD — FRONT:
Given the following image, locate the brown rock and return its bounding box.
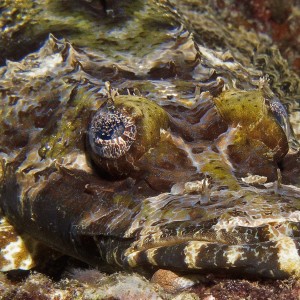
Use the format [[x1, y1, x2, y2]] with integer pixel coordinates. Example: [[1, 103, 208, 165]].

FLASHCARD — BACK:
[[151, 269, 202, 294]]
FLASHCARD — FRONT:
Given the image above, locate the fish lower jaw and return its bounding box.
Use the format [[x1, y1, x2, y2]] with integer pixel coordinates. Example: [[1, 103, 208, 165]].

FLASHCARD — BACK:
[[123, 237, 300, 279]]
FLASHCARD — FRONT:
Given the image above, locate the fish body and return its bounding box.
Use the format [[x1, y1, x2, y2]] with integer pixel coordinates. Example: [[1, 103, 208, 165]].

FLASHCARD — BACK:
[[0, 1, 300, 279]]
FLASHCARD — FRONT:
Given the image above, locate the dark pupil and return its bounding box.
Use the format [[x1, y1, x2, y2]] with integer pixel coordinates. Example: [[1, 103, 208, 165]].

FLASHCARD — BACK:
[[95, 116, 125, 140]]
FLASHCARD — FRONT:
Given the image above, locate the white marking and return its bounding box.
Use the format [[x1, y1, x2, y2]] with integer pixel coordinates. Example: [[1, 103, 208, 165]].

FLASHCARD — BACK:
[[199, 46, 240, 69], [215, 211, 300, 231], [61, 152, 93, 173], [146, 248, 158, 266], [226, 246, 245, 265], [184, 179, 209, 194], [24, 53, 63, 77], [125, 251, 138, 268], [167, 133, 201, 173], [174, 276, 199, 289], [113, 248, 123, 268], [277, 237, 300, 277], [242, 174, 268, 184], [1, 236, 34, 271], [184, 241, 209, 269]]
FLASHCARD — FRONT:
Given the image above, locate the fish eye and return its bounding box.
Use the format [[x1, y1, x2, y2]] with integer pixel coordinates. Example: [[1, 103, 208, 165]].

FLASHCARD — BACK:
[[88, 105, 137, 159], [86, 95, 169, 178]]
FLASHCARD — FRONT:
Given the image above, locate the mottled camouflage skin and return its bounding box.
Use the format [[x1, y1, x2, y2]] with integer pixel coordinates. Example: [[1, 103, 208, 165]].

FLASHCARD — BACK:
[[0, 0, 300, 279]]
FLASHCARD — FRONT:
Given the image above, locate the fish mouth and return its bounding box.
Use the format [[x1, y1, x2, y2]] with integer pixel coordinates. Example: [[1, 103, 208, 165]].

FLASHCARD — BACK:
[[83, 182, 300, 278], [123, 235, 300, 279]]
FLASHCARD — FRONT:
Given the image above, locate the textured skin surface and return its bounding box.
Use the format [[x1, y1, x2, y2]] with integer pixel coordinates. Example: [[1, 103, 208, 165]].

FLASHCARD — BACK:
[[0, 0, 300, 282]]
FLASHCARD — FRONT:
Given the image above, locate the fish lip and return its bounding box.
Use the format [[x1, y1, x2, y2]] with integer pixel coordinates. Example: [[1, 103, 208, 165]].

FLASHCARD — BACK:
[[133, 237, 224, 252]]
